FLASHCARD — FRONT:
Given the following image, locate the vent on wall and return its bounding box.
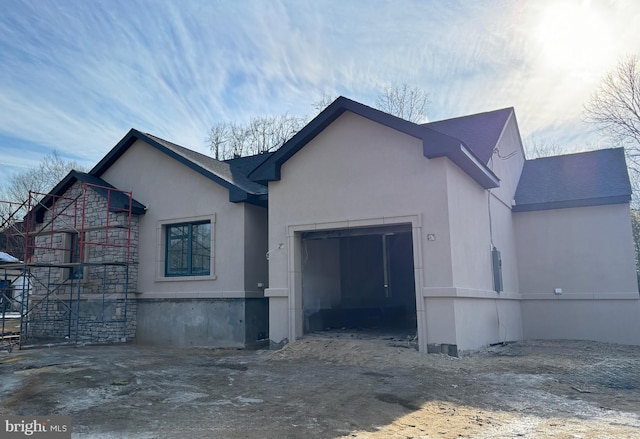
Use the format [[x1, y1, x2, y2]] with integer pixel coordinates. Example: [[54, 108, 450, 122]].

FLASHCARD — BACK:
[[492, 247, 503, 293]]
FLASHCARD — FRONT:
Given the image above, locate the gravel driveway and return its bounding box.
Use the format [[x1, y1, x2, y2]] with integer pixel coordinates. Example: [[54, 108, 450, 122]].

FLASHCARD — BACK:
[[1, 335, 639, 438]]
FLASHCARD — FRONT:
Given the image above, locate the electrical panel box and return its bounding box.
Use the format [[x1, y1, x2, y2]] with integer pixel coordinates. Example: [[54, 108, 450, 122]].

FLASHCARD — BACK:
[[492, 247, 503, 293]]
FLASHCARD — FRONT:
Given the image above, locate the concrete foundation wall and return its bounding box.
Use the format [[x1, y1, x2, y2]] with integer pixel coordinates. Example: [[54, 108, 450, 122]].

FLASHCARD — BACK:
[[135, 298, 268, 348], [244, 298, 270, 347]]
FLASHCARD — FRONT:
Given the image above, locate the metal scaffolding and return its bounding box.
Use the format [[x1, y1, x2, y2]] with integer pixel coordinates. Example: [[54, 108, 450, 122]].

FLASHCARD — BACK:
[[1, 182, 135, 350]]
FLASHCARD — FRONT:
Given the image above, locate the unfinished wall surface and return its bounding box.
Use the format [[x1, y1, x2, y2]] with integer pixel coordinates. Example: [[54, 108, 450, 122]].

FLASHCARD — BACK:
[[29, 180, 138, 343], [135, 298, 268, 348]]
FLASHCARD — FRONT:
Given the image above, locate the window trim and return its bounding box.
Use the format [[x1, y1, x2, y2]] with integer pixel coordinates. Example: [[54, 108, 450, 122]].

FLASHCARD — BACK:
[[165, 221, 211, 277], [156, 214, 216, 281]]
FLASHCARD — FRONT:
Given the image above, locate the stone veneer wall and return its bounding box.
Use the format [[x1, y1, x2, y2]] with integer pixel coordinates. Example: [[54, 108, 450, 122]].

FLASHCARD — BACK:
[[28, 181, 139, 343]]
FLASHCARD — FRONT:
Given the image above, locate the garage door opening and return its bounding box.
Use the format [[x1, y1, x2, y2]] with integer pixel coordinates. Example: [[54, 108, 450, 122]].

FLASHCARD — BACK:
[[301, 224, 417, 338]]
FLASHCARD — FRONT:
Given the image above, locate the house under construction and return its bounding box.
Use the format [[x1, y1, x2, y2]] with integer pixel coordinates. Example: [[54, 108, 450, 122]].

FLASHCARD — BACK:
[[2, 97, 640, 354], [1, 175, 139, 349]]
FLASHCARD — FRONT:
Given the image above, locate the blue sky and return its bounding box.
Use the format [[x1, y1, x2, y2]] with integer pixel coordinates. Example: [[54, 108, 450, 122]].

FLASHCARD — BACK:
[[1, 0, 640, 191]]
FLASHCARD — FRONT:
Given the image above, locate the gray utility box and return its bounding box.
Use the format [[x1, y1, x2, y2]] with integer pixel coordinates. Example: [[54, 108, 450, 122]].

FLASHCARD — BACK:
[[492, 247, 503, 293]]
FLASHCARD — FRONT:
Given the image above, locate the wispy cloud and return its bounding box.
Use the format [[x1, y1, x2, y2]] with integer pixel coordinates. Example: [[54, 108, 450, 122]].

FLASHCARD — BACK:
[[1, 0, 640, 190]]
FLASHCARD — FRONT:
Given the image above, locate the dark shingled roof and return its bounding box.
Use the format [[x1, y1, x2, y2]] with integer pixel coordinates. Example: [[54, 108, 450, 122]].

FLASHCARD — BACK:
[[513, 148, 631, 212], [91, 129, 268, 206], [224, 152, 274, 176], [142, 133, 268, 196], [425, 108, 514, 165], [31, 171, 146, 223]]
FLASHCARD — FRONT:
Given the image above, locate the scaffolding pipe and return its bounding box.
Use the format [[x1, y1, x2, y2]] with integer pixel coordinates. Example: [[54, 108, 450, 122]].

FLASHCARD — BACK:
[[1, 182, 135, 347]]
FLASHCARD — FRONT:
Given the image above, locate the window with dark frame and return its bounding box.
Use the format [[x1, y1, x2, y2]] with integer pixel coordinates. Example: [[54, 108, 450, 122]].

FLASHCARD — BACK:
[[165, 221, 211, 276], [68, 233, 83, 280]]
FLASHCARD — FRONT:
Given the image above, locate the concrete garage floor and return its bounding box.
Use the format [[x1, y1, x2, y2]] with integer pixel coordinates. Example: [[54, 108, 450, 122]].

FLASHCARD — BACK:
[[1, 336, 640, 438]]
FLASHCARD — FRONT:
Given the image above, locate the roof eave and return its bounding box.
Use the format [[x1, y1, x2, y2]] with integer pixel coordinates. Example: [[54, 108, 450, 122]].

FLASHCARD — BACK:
[[107, 205, 146, 216], [423, 140, 500, 189], [512, 195, 631, 212], [229, 190, 268, 208]]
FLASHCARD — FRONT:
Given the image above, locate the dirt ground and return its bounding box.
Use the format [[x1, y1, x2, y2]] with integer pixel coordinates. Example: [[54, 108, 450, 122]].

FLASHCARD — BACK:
[[1, 333, 640, 438]]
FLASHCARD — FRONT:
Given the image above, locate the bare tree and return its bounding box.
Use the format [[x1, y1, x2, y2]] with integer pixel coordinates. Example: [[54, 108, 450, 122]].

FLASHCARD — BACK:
[[1, 150, 86, 204], [311, 93, 338, 113], [207, 122, 227, 162], [0, 150, 86, 258], [584, 56, 640, 174], [208, 114, 306, 160], [584, 57, 640, 274], [523, 135, 567, 159], [210, 84, 431, 159], [376, 83, 429, 123]]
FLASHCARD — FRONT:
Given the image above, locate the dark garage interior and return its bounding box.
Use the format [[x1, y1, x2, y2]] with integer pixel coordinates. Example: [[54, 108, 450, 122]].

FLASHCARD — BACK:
[[301, 224, 417, 336]]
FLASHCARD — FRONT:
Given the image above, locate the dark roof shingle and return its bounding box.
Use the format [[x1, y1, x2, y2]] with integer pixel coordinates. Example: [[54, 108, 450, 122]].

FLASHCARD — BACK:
[[513, 148, 631, 211], [224, 152, 274, 176], [425, 107, 514, 165], [142, 133, 268, 196]]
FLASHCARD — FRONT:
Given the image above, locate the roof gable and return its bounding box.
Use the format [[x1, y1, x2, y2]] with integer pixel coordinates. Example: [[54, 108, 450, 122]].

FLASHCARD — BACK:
[[425, 108, 514, 165], [91, 129, 267, 206], [249, 96, 499, 189], [31, 170, 146, 223], [513, 148, 632, 212]]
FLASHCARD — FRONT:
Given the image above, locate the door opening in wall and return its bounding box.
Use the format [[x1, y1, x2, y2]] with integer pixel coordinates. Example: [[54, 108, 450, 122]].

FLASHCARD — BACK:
[[301, 224, 417, 342]]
